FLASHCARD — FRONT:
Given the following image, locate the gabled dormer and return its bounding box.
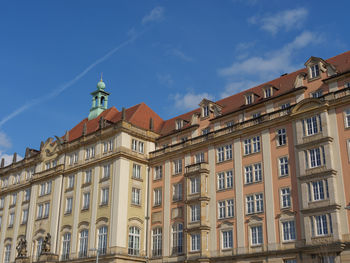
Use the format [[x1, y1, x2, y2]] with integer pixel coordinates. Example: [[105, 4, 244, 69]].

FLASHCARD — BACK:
[[175, 119, 184, 130], [262, 85, 278, 99], [244, 92, 259, 105], [294, 72, 307, 88], [305, 56, 337, 81], [199, 99, 223, 118]]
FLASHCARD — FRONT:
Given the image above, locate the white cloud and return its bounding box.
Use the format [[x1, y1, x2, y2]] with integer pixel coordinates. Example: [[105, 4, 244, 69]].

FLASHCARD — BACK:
[[171, 92, 214, 111], [218, 31, 321, 80], [169, 49, 194, 62], [157, 73, 174, 87], [0, 131, 11, 149], [220, 80, 260, 98], [142, 6, 164, 25], [0, 131, 22, 167], [249, 8, 308, 35]]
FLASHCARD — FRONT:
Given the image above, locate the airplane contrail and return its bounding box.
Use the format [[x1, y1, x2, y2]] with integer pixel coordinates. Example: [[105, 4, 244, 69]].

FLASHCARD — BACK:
[[0, 31, 143, 128]]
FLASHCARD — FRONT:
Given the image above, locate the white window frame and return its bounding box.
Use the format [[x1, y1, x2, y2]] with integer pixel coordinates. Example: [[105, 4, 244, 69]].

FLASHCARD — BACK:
[[305, 146, 326, 168], [101, 188, 109, 205], [66, 197, 73, 214], [302, 115, 322, 136], [190, 204, 200, 222], [244, 163, 262, 184], [310, 214, 333, 237], [190, 233, 200, 251], [152, 227, 162, 256], [246, 193, 264, 214], [195, 152, 205, 164], [277, 128, 287, 146], [154, 166, 163, 180], [190, 177, 200, 194], [282, 220, 296, 242], [131, 188, 141, 205], [173, 159, 182, 174], [203, 105, 210, 117], [222, 230, 233, 249], [307, 179, 329, 202], [250, 225, 263, 246], [173, 183, 183, 201], [85, 170, 92, 184], [154, 188, 162, 206], [133, 164, 141, 179], [128, 226, 140, 255], [345, 109, 350, 128], [279, 156, 289, 176], [244, 136, 260, 155], [280, 188, 291, 208], [218, 199, 234, 219], [310, 63, 320, 79]]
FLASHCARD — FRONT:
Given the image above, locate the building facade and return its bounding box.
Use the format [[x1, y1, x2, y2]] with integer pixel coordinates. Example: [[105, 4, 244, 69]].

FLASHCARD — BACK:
[[1, 52, 350, 263]]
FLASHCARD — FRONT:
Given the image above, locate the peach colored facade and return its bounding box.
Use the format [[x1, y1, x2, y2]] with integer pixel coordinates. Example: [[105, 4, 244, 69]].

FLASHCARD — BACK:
[[1, 52, 350, 263]]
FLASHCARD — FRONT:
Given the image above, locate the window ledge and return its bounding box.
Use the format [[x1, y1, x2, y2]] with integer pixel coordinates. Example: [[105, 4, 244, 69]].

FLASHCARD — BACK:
[[81, 182, 91, 188], [99, 203, 108, 208], [99, 177, 110, 183], [131, 203, 141, 208], [81, 208, 89, 212], [132, 177, 143, 182], [64, 212, 72, 216]]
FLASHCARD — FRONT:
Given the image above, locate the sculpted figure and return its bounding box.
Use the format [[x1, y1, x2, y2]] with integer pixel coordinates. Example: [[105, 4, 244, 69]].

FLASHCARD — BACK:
[[16, 238, 27, 258]]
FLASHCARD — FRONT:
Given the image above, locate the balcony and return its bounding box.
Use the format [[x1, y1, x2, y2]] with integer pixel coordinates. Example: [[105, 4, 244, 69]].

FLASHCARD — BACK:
[[185, 163, 209, 176]]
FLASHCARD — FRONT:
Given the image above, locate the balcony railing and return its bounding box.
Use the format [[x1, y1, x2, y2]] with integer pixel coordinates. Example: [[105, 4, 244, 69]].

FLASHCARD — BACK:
[[185, 162, 209, 175]]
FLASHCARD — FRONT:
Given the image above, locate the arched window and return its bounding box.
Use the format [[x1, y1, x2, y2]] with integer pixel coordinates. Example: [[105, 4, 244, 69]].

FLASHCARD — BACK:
[[79, 230, 89, 258], [152, 227, 162, 256], [98, 226, 108, 255], [172, 223, 183, 254], [4, 244, 11, 263], [95, 96, 98, 107], [61, 233, 71, 260], [128, 226, 140, 255], [101, 96, 105, 107], [36, 238, 43, 260]]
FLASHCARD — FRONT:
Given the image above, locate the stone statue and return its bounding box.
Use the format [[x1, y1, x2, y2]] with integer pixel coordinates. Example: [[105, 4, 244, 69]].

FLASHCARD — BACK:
[[41, 233, 51, 254], [16, 238, 27, 258]]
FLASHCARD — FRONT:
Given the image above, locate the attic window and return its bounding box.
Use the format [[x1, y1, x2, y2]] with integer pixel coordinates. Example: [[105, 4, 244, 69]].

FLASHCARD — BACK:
[[245, 94, 253, 105], [311, 90, 323, 98], [176, 120, 183, 130], [310, 64, 320, 79], [264, 87, 272, 98], [202, 105, 209, 117]]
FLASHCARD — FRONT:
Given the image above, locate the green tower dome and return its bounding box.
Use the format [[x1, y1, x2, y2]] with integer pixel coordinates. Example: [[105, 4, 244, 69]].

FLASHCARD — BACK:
[[97, 80, 106, 90]]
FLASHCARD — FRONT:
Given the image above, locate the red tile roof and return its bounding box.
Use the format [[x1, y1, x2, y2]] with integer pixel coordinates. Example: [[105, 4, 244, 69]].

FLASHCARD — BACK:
[[66, 51, 350, 141]]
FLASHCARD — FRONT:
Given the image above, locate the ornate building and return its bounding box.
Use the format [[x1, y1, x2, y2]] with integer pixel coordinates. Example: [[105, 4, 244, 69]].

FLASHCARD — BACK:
[[1, 51, 350, 263]]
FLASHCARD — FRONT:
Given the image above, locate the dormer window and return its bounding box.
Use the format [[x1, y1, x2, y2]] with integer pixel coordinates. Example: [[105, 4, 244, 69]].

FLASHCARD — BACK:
[[203, 105, 209, 117], [310, 64, 320, 79], [311, 90, 323, 98], [264, 87, 272, 98], [245, 94, 253, 105], [176, 120, 183, 130]]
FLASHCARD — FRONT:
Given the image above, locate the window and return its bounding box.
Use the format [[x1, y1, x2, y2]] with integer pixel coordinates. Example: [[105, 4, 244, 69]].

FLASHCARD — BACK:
[[281, 188, 291, 208], [101, 188, 109, 205], [24, 189, 31, 202], [282, 220, 296, 241], [279, 157, 289, 176], [44, 202, 50, 218], [9, 213, 14, 227], [173, 183, 183, 201], [154, 166, 162, 180], [82, 192, 90, 210], [85, 146, 95, 159], [79, 230, 89, 258], [152, 227, 162, 256], [98, 226, 108, 255], [69, 152, 78, 165], [251, 225, 263, 245], [61, 233, 71, 260], [217, 170, 234, 190], [310, 214, 333, 237], [36, 238, 43, 257], [284, 259, 297, 263], [103, 164, 111, 179], [11, 193, 17, 205], [244, 136, 260, 155], [172, 223, 183, 254], [217, 144, 232, 162], [191, 204, 200, 222], [307, 180, 329, 201], [218, 199, 234, 219], [67, 175, 74, 189], [246, 194, 264, 214], [85, 170, 92, 184], [0, 197, 4, 209], [132, 139, 144, 153], [244, 163, 262, 184], [245, 94, 253, 105], [277, 128, 287, 146], [173, 159, 182, 174], [222, 230, 233, 249], [176, 119, 183, 130], [320, 256, 335, 263], [45, 162, 51, 170], [345, 109, 350, 128], [190, 177, 200, 194], [37, 204, 43, 219], [302, 115, 322, 136], [133, 164, 141, 179], [191, 234, 200, 251], [131, 188, 141, 205], [305, 146, 326, 168], [252, 112, 261, 119], [310, 64, 320, 78], [154, 188, 162, 206], [264, 87, 272, 98], [0, 216, 2, 229], [66, 197, 73, 214], [281, 103, 290, 110], [103, 140, 113, 153], [311, 90, 323, 98], [22, 209, 28, 224], [202, 127, 210, 135], [128, 226, 140, 255], [195, 152, 205, 163], [4, 244, 11, 263], [203, 105, 209, 117]]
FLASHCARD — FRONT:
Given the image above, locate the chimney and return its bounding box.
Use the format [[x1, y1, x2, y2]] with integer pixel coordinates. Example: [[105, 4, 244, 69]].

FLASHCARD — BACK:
[[12, 153, 17, 163], [1, 158, 4, 168], [122, 107, 126, 120], [65, 131, 70, 142], [82, 123, 87, 136], [149, 118, 154, 131]]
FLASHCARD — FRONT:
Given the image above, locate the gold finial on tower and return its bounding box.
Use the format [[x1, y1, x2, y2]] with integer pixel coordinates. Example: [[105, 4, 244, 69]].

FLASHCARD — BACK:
[[100, 72, 103, 82]]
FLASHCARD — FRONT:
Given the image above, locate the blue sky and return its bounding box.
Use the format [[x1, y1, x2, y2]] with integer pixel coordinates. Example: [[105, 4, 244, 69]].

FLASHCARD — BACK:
[[0, 0, 349, 164]]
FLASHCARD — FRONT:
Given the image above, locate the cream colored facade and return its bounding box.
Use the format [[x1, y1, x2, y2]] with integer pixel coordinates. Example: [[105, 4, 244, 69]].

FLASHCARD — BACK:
[[1, 53, 350, 263]]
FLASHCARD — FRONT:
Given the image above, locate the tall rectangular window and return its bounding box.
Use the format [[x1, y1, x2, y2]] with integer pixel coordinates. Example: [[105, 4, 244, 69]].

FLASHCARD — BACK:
[[79, 230, 89, 257], [244, 136, 260, 155], [101, 188, 109, 205], [131, 188, 141, 205], [345, 109, 350, 128], [218, 199, 234, 219], [191, 234, 200, 251], [310, 64, 320, 78], [44, 202, 50, 218], [152, 228, 162, 256], [303, 115, 322, 136], [174, 159, 182, 174], [281, 188, 291, 208], [133, 164, 141, 179], [154, 188, 162, 206], [61, 233, 71, 260], [191, 177, 200, 194], [279, 157, 289, 176], [195, 152, 205, 163], [155, 166, 163, 180], [308, 180, 329, 201], [85, 170, 92, 184], [305, 146, 326, 168], [4, 244, 11, 263], [68, 175, 75, 189], [282, 221, 296, 241], [103, 164, 110, 179], [191, 204, 200, 222], [311, 214, 333, 237], [9, 213, 14, 227], [24, 188, 31, 202], [277, 128, 287, 146], [251, 225, 263, 245], [222, 230, 233, 249], [22, 209, 28, 224], [82, 193, 90, 210], [246, 194, 264, 214], [98, 226, 108, 255], [173, 183, 183, 201], [66, 197, 73, 214]]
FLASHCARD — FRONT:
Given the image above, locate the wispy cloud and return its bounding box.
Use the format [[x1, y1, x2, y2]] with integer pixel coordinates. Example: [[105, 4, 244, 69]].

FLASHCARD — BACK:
[[0, 30, 144, 129], [142, 6, 164, 25], [157, 73, 174, 87], [171, 92, 214, 111], [168, 48, 194, 62], [249, 8, 308, 35], [218, 31, 322, 80]]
